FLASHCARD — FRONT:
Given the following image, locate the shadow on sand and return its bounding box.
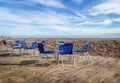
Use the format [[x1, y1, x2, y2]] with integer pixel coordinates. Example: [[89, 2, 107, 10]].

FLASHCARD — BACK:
[[0, 52, 22, 57]]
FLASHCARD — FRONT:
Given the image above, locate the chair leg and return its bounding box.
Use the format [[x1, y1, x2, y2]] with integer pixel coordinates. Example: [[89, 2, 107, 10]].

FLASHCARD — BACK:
[[73, 54, 76, 67], [68, 55, 71, 64], [54, 54, 57, 63], [42, 55, 48, 66], [32, 50, 34, 56], [77, 54, 80, 63], [23, 49, 26, 56], [56, 53, 59, 64], [33, 50, 35, 56], [30, 50, 33, 57], [58, 54, 61, 64], [25, 49, 27, 55], [26, 49, 28, 55], [70, 55, 73, 64], [42, 54, 45, 67], [20, 48, 23, 56], [10, 48, 14, 56], [22, 49, 24, 56], [6, 46, 8, 51], [35, 53, 39, 64], [84, 53, 90, 63], [47, 55, 50, 64], [18, 49, 20, 54], [61, 55, 64, 69], [87, 52, 91, 62]]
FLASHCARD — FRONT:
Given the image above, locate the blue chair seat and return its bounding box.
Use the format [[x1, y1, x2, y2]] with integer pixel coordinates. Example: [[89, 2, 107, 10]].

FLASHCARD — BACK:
[[12, 44, 20, 47], [42, 51, 54, 54], [58, 52, 73, 55], [75, 50, 85, 53], [58, 52, 64, 55], [26, 47, 34, 49], [12, 45, 21, 49], [11, 40, 21, 47]]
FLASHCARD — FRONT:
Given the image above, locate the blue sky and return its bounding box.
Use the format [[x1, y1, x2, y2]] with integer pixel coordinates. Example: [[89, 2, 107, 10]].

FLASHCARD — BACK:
[[0, 0, 120, 38]]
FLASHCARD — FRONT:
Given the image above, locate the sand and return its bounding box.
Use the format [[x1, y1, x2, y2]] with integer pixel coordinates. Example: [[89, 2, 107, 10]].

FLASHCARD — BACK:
[[0, 54, 120, 83]]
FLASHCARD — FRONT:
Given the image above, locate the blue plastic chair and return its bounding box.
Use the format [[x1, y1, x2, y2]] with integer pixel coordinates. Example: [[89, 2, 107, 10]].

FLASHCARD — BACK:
[[11, 40, 21, 46], [37, 42, 55, 66], [26, 42, 37, 49], [11, 40, 22, 48], [57, 42, 76, 68], [10, 40, 22, 55], [25, 42, 37, 56], [75, 42, 91, 63]]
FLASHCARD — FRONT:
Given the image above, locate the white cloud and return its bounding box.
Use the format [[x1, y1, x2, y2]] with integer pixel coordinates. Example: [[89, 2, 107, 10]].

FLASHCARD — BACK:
[[89, 0, 120, 15], [0, 8, 30, 23], [32, 0, 65, 8], [0, 1, 119, 38], [74, 19, 112, 26], [103, 19, 112, 25], [0, 6, 116, 37], [0, 7, 70, 26], [0, 0, 65, 8], [113, 18, 120, 22], [44, 23, 120, 35]]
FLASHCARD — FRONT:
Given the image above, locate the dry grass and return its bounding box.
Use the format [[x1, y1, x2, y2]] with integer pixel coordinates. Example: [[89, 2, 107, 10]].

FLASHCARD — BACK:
[[0, 38, 120, 83], [0, 54, 120, 83]]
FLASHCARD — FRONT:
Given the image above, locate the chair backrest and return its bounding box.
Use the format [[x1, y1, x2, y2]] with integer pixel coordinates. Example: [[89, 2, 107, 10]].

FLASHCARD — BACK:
[[58, 41, 64, 43], [31, 42, 37, 49], [38, 43, 45, 53], [21, 41, 26, 48], [58, 42, 73, 55], [15, 40, 21, 46], [57, 41, 65, 50], [83, 42, 91, 52], [41, 41, 46, 46]]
